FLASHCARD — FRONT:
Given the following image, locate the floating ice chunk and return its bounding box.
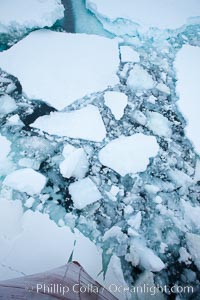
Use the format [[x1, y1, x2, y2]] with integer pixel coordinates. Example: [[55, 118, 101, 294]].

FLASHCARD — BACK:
[[0, 0, 64, 34], [0, 95, 17, 115], [129, 239, 165, 272], [120, 46, 140, 63], [186, 233, 200, 271], [3, 168, 46, 196], [147, 111, 172, 137], [0, 135, 11, 161], [99, 134, 159, 176], [69, 177, 102, 210], [147, 95, 157, 104], [168, 169, 192, 187], [181, 199, 200, 230], [104, 91, 128, 120], [127, 65, 155, 91], [59, 144, 89, 179], [175, 45, 200, 154], [128, 212, 142, 230], [132, 110, 147, 126], [6, 114, 24, 126], [0, 30, 119, 110], [156, 82, 170, 94], [31, 105, 106, 142], [194, 159, 200, 182], [86, 0, 200, 31]]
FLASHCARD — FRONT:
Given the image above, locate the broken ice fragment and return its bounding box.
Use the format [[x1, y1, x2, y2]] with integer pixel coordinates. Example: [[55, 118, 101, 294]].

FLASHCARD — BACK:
[[69, 177, 102, 210], [3, 168, 47, 196], [0, 95, 17, 115], [0, 135, 11, 161], [104, 91, 128, 120], [59, 144, 89, 179], [99, 134, 159, 176], [0, 30, 119, 110], [31, 105, 106, 142], [186, 233, 200, 271], [129, 238, 165, 272], [127, 65, 155, 91], [147, 111, 172, 137]]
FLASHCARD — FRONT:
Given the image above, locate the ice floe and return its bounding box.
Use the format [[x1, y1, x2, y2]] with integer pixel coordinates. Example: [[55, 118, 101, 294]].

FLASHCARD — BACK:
[[86, 0, 200, 33], [99, 134, 159, 176], [0, 95, 17, 115], [120, 46, 140, 63], [127, 65, 155, 91], [147, 111, 172, 137], [59, 144, 89, 179], [31, 104, 106, 142], [3, 168, 47, 196], [175, 45, 200, 153], [0, 0, 64, 34], [0, 30, 119, 110], [104, 91, 128, 120], [69, 177, 102, 210]]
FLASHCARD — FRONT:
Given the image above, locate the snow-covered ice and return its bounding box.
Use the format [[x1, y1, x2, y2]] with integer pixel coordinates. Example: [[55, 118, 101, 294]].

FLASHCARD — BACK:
[[0, 135, 11, 161], [104, 91, 128, 120], [0, 95, 17, 115], [147, 111, 172, 137], [127, 65, 155, 91], [69, 177, 102, 210], [59, 144, 89, 179], [0, 0, 64, 34], [86, 0, 200, 32], [186, 233, 200, 271], [175, 45, 200, 153], [99, 134, 159, 176], [0, 196, 103, 280], [3, 168, 47, 196], [31, 105, 106, 142], [120, 46, 140, 63], [128, 239, 165, 272], [0, 30, 119, 110]]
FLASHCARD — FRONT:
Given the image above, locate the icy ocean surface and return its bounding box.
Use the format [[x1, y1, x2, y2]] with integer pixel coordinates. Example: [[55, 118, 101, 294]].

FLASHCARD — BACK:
[[0, 0, 200, 299]]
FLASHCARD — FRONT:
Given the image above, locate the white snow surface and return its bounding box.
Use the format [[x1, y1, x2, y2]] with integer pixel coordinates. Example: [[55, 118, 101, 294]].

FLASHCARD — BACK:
[[86, 0, 200, 31], [120, 46, 140, 63], [175, 45, 200, 154], [3, 168, 46, 196], [99, 134, 159, 176], [186, 233, 200, 271], [127, 65, 155, 91], [0, 0, 64, 34], [31, 105, 106, 142], [0, 95, 17, 115], [0, 135, 11, 161], [104, 91, 128, 120], [69, 177, 102, 210], [0, 196, 103, 281], [59, 144, 89, 179], [0, 30, 119, 110]]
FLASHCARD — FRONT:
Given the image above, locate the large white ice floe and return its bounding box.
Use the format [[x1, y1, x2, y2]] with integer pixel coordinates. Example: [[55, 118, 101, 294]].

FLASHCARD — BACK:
[[104, 91, 128, 120], [3, 168, 47, 196], [0, 196, 103, 280], [175, 45, 200, 154], [0, 30, 120, 110], [69, 177, 102, 210], [59, 144, 89, 179], [0, 0, 64, 34], [86, 0, 200, 32], [31, 105, 107, 142], [99, 133, 159, 176]]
